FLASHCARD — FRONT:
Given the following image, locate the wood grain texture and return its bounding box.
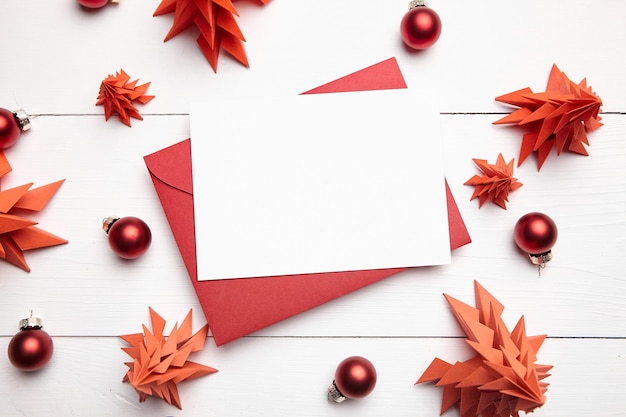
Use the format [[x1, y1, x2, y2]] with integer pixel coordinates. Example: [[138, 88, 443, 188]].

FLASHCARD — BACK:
[[0, 0, 625, 416], [0, 337, 624, 417]]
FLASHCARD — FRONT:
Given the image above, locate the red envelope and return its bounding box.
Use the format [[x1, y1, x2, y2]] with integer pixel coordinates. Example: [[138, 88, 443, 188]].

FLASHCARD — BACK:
[[144, 57, 471, 346]]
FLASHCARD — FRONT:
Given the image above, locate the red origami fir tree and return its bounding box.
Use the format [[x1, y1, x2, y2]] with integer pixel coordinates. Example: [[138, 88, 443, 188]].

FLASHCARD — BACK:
[[96, 69, 154, 127], [120, 307, 218, 409], [0, 151, 67, 272], [153, 0, 271, 72], [464, 153, 522, 209], [494, 64, 603, 170], [417, 281, 552, 417]]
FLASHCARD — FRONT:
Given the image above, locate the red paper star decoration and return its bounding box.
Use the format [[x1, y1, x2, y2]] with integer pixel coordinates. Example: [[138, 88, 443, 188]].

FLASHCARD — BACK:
[[494, 64, 603, 170], [417, 281, 552, 417], [120, 307, 218, 409], [0, 151, 67, 272], [96, 69, 155, 127], [153, 0, 271, 72], [464, 153, 522, 209]]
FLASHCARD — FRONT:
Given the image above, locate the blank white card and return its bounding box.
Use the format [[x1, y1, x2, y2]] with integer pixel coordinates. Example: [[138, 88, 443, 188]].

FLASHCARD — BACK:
[[191, 89, 450, 280]]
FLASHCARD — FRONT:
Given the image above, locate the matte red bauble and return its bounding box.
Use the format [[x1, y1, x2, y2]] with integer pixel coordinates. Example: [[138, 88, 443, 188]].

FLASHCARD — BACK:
[[0, 108, 30, 149], [8, 315, 54, 371], [77, 0, 110, 8], [401, 1, 442, 50], [514, 212, 558, 265], [328, 356, 377, 402], [103, 216, 152, 259]]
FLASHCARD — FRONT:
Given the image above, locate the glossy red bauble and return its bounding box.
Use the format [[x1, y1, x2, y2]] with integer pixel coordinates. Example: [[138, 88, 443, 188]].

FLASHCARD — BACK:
[[77, 0, 110, 8], [328, 356, 377, 402], [103, 216, 152, 259], [514, 212, 558, 255], [401, 5, 442, 50], [0, 108, 22, 149], [8, 317, 54, 372]]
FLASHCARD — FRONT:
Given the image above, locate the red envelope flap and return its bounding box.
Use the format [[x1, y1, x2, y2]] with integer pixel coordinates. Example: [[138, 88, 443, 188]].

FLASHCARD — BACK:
[[144, 139, 197, 280], [302, 57, 408, 94], [144, 139, 193, 195]]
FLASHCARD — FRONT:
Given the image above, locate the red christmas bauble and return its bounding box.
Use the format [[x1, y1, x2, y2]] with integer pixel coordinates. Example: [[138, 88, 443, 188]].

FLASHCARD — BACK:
[[77, 0, 109, 8], [400, 5, 442, 50], [8, 317, 54, 372], [514, 212, 558, 255], [333, 356, 377, 399], [103, 216, 152, 259], [0, 108, 21, 149]]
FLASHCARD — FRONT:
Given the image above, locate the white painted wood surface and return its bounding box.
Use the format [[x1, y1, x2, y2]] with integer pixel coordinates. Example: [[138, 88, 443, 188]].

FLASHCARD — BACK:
[[0, 1, 625, 416]]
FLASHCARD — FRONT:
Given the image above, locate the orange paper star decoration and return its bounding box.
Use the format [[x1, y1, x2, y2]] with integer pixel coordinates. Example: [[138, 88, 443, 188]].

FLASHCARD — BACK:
[[153, 0, 271, 72], [494, 64, 603, 170], [120, 307, 218, 409], [0, 151, 67, 272], [464, 153, 522, 209], [96, 69, 155, 127], [416, 281, 552, 417]]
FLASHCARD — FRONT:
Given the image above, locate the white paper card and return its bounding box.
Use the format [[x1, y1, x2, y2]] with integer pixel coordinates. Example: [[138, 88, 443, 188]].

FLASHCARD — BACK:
[[191, 89, 450, 280]]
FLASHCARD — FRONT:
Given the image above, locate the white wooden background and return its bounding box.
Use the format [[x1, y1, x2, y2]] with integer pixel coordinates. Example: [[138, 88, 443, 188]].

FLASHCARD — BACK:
[[1, 1, 625, 416]]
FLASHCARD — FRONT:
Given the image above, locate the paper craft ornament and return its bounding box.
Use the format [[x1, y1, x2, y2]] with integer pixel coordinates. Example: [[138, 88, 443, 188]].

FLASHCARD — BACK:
[[96, 69, 154, 127], [0, 151, 67, 272], [417, 281, 552, 417], [494, 64, 603, 170], [464, 153, 522, 209], [120, 307, 218, 409], [153, 0, 270, 72]]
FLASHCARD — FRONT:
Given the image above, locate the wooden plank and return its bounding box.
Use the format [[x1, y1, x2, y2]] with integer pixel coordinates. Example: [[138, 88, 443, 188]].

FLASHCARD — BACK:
[[0, 115, 623, 338], [0, 336, 623, 416], [0, 1, 623, 114]]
